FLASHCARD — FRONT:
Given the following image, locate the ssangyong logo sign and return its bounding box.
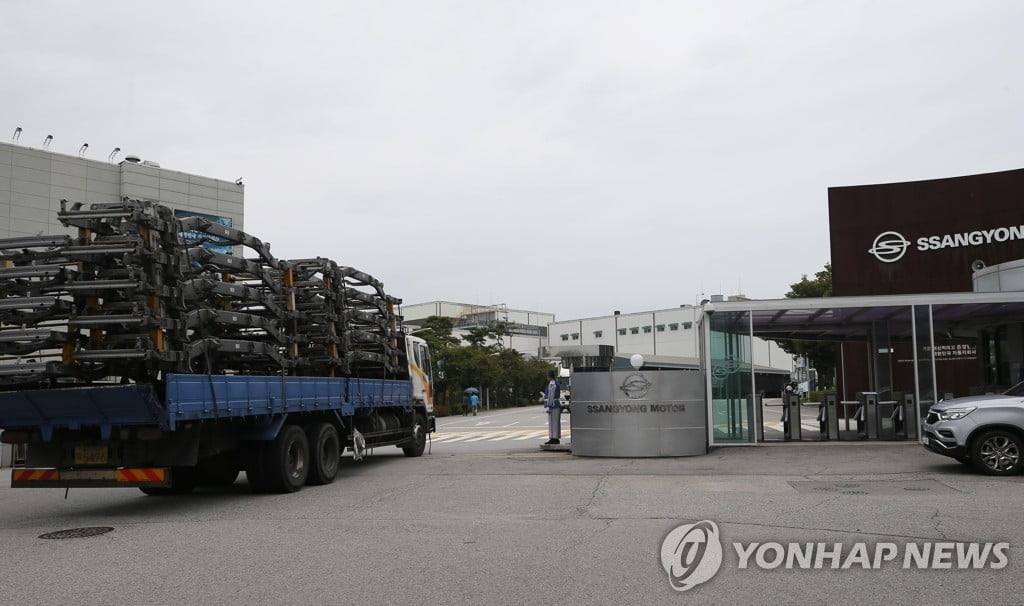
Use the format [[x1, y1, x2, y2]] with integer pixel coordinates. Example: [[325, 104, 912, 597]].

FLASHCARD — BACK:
[[869, 224, 1024, 263], [868, 231, 911, 263], [619, 373, 652, 399]]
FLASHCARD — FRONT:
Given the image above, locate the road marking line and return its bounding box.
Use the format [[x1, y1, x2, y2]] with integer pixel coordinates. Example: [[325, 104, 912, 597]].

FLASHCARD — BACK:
[[513, 431, 547, 441]]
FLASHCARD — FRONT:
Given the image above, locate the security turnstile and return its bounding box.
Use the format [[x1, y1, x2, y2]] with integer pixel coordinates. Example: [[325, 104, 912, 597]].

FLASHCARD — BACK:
[[878, 397, 899, 439], [902, 392, 918, 440], [860, 391, 879, 439], [819, 393, 839, 440], [783, 392, 801, 440], [855, 391, 917, 440]]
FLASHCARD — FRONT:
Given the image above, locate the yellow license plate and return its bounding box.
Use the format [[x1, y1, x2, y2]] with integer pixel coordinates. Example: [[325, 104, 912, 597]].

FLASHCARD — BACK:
[[74, 446, 108, 465]]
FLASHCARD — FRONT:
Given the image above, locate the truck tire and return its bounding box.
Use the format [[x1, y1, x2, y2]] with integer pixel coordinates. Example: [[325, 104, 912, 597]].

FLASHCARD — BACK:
[[971, 429, 1024, 476], [263, 425, 309, 493], [402, 413, 427, 457], [139, 466, 197, 496], [305, 422, 340, 486]]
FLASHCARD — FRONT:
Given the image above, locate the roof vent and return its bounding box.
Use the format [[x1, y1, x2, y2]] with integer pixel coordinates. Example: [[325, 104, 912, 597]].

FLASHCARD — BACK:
[[124, 154, 141, 163], [141, 160, 161, 168]]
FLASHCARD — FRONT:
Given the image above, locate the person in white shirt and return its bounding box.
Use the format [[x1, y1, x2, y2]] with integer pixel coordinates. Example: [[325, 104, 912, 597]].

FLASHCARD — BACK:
[[543, 370, 561, 445]]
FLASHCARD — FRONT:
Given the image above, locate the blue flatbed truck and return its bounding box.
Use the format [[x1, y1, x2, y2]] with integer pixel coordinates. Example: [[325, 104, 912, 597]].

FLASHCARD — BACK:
[[0, 338, 436, 495], [0, 199, 436, 495]]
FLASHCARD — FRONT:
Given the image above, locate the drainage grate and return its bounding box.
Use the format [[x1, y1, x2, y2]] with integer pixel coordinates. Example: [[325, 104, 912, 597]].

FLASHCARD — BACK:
[[39, 527, 114, 540]]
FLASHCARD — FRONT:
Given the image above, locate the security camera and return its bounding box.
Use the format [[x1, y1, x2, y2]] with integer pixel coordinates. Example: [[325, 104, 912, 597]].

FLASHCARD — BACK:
[[970, 259, 986, 272], [703, 302, 716, 315]]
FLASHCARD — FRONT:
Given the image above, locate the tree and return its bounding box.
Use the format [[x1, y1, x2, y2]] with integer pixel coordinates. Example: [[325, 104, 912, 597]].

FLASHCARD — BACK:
[[414, 316, 461, 353], [463, 323, 509, 350], [775, 263, 836, 389]]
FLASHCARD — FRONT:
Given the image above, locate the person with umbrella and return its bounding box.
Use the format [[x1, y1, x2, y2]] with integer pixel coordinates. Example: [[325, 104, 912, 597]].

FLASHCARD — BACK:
[[464, 387, 480, 416]]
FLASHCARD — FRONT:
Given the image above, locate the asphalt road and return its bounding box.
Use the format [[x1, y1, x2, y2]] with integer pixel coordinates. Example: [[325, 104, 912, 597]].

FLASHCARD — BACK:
[[1, 411, 1023, 605]]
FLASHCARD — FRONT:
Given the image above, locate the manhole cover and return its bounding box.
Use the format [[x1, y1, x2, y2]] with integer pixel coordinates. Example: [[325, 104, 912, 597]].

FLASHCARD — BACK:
[[39, 527, 114, 540]]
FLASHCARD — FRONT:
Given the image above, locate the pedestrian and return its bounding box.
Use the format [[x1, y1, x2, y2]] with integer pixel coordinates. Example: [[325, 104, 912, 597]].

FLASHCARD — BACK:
[[469, 392, 479, 416], [462, 392, 470, 416], [543, 370, 561, 445]]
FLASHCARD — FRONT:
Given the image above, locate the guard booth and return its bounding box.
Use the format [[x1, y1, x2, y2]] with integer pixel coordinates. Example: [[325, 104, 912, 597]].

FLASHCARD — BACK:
[[570, 355, 707, 457], [699, 291, 1024, 446]]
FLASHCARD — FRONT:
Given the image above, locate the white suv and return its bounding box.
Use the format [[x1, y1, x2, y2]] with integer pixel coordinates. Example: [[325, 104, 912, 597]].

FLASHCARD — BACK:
[[921, 381, 1024, 475]]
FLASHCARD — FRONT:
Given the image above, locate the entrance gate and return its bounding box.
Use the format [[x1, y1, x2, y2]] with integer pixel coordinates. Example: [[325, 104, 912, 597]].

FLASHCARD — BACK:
[[700, 292, 1024, 446]]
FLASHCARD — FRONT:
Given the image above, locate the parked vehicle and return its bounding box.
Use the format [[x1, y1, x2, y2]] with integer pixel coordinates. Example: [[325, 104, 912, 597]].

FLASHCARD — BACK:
[[921, 381, 1024, 475], [0, 199, 434, 494]]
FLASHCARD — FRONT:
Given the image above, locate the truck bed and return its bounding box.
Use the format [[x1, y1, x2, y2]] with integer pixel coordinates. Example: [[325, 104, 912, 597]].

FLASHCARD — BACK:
[[0, 374, 415, 438]]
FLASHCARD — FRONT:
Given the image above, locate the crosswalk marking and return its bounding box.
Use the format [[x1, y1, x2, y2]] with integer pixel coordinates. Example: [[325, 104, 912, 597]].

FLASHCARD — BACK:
[[513, 431, 548, 441], [430, 430, 569, 443]]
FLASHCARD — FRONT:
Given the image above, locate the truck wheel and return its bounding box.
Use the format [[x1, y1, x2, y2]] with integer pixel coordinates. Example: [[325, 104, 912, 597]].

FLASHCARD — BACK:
[[971, 430, 1024, 475], [402, 414, 427, 457], [264, 425, 309, 493], [306, 422, 340, 486], [139, 466, 196, 496]]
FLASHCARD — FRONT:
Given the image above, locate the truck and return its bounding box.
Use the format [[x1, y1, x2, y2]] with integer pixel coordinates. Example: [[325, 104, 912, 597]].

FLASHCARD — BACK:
[[0, 198, 434, 494]]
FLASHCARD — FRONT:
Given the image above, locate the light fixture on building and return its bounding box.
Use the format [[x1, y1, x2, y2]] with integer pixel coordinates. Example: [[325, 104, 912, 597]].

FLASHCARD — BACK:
[[235, 177, 244, 185], [78, 143, 89, 158], [12, 127, 21, 142], [108, 147, 120, 162], [43, 134, 53, 149]]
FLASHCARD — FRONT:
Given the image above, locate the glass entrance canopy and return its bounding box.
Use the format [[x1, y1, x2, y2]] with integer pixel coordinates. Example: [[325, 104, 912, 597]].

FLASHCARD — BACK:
[[699, 291, 1024, 445]]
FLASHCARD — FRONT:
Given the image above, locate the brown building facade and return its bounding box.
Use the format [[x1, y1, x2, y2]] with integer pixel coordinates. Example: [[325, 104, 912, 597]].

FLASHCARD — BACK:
[[828, 168, 1024, 397]]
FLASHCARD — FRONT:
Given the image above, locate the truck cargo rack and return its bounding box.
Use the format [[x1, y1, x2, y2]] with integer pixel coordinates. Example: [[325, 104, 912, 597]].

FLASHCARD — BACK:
[[0, 198, 405, 385]]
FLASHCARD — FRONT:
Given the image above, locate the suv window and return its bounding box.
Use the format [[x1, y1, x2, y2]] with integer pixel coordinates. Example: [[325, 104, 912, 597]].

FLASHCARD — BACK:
[[1004, 381, 1024, 397]]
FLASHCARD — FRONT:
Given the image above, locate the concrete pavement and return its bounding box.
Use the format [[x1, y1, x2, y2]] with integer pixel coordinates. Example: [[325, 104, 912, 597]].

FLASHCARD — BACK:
[[0, 432, 1022, 605]]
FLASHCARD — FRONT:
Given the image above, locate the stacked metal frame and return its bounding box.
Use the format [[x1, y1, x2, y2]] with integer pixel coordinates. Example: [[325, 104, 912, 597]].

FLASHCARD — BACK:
[[0, 199, 403, 388]]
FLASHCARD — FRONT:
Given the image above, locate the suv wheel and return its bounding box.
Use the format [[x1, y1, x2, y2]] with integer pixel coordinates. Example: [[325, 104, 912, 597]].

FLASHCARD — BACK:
[[971, 430, 1024, 476]]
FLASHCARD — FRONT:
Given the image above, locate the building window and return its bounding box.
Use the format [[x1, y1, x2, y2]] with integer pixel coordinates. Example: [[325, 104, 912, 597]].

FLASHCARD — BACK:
[[642, 326, 652, 333], [630, 327, 639, 335], [593, 330, 603, 338], [682, 321, 693, 329], [618, 328, 627, 336], [571, 333, 579, 340], [656, 324, 665, 332], [560, 334, 569, 341], [669, 323, 679, 331]]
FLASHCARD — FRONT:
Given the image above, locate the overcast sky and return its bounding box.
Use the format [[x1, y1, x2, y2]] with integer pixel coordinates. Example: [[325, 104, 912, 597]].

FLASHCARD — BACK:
[[3, 1, 1022, 320]]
